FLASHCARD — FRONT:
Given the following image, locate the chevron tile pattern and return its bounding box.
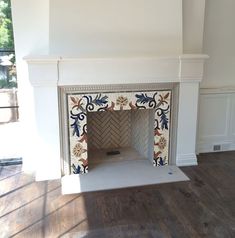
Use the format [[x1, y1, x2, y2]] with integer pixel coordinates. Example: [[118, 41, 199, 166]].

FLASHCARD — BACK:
[[131, 110, 153, 159], [87, 110, 131, 150]]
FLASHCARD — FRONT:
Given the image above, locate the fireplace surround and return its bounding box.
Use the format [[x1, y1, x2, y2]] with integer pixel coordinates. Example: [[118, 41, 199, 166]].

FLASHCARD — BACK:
[[60, 85, 173, 175], [25, 55, 208, 181]]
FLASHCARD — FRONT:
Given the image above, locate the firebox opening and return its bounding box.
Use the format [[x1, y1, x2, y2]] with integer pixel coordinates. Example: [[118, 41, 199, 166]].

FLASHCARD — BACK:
[[87, 109, 155, 168]]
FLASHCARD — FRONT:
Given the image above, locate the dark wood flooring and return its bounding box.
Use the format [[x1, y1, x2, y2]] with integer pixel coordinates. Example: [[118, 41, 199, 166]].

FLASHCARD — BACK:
[[0, 152, 234, 237]]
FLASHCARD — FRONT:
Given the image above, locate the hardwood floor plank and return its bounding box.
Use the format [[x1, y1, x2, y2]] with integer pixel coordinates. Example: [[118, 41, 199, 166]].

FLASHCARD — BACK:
[[0, 180, 60, 218], [0, 165, 22, 181], [0, 152, 234, 237], [0, 173, 34, 197]]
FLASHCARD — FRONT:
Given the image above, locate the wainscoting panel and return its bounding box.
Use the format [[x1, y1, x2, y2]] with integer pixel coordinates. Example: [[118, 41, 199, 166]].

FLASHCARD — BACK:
[[231, 93, 235, 144], [197, 89, 235, 153]]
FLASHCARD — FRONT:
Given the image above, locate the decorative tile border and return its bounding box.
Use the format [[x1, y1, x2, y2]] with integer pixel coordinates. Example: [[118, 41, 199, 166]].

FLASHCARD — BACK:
[[67, 90, 171, 174]]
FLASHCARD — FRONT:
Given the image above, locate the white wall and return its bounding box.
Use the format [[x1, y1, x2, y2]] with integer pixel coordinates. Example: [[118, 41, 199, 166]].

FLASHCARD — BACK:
[[183, 0, 205, 53], [11, 0, 49, 56], [49, 0, 182, 56], [11, 0, 50, 172], [202, 0, 235, 88], [197, 0, 235, 153]]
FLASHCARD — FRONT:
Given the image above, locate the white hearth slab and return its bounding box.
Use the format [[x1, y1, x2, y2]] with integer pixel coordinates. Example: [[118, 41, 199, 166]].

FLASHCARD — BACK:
[[61, 160, 189, 194]]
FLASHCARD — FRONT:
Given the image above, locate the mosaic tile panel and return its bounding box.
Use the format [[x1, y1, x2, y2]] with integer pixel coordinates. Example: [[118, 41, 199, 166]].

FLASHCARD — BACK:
[[67, 90, 171, 175]]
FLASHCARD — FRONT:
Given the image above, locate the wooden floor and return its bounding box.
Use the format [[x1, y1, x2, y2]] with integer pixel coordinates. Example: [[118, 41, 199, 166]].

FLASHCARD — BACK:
[[0, 152, 234, 238]]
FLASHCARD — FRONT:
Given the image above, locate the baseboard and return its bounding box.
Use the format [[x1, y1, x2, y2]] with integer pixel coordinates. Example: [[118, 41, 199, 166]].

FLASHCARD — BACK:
[[176, 153, 198, 167], [197, 141, 235, 153]]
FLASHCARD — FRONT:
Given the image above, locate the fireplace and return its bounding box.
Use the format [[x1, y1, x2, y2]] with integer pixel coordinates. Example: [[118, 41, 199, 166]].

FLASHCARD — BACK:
[[60, 86, 172, 175], [25, 55, 208, 181]]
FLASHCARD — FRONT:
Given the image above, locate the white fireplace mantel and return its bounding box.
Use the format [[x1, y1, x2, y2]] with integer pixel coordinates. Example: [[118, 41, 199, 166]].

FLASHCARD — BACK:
[[24, 54, 208, 181], [25, 54, 208, 86]]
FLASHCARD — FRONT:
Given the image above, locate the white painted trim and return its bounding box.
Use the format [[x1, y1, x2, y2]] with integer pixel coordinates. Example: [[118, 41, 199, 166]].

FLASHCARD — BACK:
[[176, 153, 198, 166], [179, 54, 209, 60], [180, 78, 202, 83], [197, 141, 235, 154], [59, 82, 176, 93], [24, 54, 209, 62], [176, 82, 200, 166], [23, 55, 61, 63], [200, 87, 235, 94], [179, 58, 207, 82], [27, 61, 59, 87], [197, 89, 235, 154], [24, 54, 208, 87]]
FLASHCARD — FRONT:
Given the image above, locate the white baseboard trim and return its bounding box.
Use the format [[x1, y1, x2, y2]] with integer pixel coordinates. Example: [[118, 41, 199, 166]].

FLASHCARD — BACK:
[[176, 153, 198, 167], [197, 142, 235, 154]]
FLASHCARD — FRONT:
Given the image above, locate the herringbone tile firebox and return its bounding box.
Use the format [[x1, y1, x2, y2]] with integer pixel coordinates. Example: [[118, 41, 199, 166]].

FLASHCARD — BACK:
[[88, 110, 132, 150], [87, 109, 154, 165]]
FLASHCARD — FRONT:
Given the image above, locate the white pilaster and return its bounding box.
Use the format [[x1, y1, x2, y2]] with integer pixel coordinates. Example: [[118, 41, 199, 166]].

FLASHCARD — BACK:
[[176, 55, 208, 166], [176, 82, 199, 166], [25, 57, 61, 180]]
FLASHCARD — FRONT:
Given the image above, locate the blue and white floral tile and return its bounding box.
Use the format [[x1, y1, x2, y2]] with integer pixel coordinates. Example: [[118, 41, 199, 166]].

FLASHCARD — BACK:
[[67, 90, 171, 175]]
